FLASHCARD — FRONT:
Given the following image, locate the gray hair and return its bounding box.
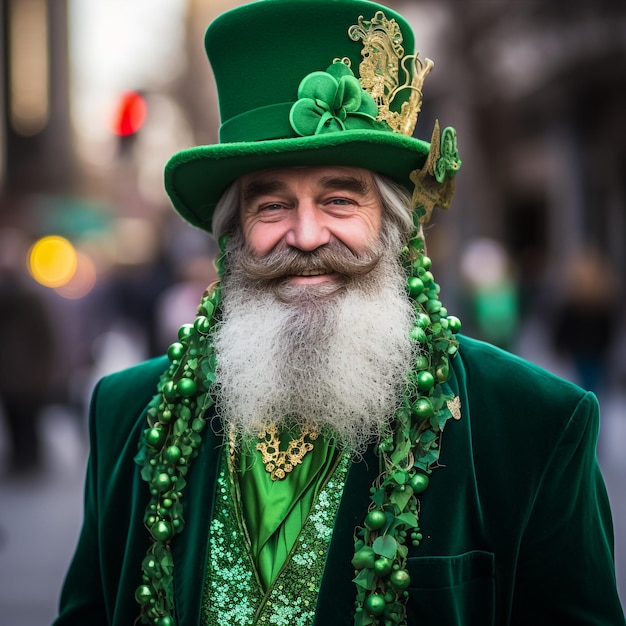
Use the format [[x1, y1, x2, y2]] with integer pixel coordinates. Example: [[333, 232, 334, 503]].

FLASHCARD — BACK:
[[211, 172, 417, 243]]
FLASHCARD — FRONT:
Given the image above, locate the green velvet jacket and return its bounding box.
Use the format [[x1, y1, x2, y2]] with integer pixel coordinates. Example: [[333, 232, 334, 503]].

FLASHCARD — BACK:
[[54, 335, 625, 625]]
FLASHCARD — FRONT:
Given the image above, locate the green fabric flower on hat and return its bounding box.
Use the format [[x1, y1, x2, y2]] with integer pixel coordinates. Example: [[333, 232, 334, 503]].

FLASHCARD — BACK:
[[289, 62, 386, 136], [434, 126, 462, 183]]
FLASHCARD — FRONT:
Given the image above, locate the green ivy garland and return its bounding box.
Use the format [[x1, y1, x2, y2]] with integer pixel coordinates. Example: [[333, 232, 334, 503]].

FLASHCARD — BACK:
[[352, 206, 461, 626], [133, 209, 461, 626]]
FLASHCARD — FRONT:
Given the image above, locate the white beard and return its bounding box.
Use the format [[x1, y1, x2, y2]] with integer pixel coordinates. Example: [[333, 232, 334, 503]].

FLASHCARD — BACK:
[[211, 227, 416, 453]]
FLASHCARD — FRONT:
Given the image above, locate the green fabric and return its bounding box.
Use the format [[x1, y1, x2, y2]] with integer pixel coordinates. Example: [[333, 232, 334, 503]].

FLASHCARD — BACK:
[[219, 103, 295, 142], [237, 432, 339, 590], [53, 337, 626, 626], [164, 0, 431, 233]]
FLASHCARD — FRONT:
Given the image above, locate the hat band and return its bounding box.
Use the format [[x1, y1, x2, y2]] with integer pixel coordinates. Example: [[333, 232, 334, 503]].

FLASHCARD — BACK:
[[219, 102, 297, 143]]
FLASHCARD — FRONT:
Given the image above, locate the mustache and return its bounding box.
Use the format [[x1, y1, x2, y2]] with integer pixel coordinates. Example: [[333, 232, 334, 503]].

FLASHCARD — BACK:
[[234, 239, 384, 283]]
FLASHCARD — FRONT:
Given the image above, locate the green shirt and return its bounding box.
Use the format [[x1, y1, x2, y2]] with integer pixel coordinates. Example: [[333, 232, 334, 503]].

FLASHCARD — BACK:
[[237, 429, 340, 590]]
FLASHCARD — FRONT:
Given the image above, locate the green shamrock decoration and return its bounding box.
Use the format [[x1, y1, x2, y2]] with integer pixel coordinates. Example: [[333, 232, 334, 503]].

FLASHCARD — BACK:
[[289, 62, 386, 136]]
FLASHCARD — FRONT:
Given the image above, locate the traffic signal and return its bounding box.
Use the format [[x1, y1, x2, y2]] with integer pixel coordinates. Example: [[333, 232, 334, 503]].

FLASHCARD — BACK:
[[111, 91, 147, 154]]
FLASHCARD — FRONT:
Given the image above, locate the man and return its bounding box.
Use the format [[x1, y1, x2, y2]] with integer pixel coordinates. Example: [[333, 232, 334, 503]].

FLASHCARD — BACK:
[[54, 1, 625, 625]]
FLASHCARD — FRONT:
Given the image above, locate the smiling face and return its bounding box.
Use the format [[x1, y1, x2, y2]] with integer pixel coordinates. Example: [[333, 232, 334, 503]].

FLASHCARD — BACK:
[[239, 166, 383, 290]]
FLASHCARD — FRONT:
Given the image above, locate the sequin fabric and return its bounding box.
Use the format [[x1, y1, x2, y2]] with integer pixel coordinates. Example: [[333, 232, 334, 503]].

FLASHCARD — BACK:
[[202, 449, 349, 625]]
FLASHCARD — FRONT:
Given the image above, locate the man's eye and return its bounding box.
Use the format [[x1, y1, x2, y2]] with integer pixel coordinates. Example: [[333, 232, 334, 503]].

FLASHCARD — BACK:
[[259, 203, 284, 212], [328, 198, 352, 206]]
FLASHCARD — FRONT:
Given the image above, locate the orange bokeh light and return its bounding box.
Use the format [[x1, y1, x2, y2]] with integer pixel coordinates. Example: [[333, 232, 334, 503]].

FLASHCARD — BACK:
[[28, 235, 77, 288]]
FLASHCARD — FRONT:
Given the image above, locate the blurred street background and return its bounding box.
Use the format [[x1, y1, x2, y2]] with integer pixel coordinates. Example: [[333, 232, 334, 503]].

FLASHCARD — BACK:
[[0, 0, 625, 623]]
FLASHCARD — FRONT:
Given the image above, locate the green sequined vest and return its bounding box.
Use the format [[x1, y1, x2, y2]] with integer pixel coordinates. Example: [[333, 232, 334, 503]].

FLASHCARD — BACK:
[[201, 450, 350, 625]]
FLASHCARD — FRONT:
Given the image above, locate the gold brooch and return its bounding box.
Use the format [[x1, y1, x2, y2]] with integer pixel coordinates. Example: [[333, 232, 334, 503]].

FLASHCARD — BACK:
[[256, 424, 319, 480]]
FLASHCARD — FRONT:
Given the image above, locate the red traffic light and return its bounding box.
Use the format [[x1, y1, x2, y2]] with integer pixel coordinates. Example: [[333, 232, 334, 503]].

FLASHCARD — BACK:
[[112, 91, 147, 136]]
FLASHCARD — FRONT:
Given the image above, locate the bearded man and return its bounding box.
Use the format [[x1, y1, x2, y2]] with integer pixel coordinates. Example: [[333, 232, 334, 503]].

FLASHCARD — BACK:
[[213, 167, 415, 452], [54, 1, 625, 625]]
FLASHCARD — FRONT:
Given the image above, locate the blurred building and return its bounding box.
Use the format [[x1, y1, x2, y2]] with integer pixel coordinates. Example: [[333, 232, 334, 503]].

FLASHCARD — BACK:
[[1, 0, 75, 201]]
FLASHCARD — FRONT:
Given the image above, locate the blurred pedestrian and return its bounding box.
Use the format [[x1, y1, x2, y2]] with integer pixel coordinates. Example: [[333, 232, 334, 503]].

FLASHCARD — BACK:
[[459, 238, 520, 351], [0, 228, 57, 476], [552, 245, 620, 396]]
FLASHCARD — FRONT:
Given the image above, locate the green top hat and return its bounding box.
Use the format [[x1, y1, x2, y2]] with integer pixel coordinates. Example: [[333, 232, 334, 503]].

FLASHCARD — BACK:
[[164, 0, 438, 233]]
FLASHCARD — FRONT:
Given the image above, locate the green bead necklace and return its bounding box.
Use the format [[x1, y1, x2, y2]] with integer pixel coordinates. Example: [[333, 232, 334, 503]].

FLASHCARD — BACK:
[[134, 223, 461, 626]]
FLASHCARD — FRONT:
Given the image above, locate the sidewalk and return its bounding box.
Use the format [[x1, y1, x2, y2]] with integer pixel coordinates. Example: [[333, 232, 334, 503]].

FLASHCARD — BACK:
[[0, 406, 87, 626]]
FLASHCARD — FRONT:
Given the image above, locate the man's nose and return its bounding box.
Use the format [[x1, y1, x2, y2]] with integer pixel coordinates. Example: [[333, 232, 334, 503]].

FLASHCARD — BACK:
[[284, 203, 331, 251]]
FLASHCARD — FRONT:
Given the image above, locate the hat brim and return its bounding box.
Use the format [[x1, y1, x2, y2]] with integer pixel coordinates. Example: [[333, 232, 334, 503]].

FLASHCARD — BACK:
[[164, 130, 429, 233]]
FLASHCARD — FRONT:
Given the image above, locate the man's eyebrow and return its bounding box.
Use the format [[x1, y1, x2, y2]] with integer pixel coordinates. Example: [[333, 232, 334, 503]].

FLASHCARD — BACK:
[[318, 176, 370, 194], [242, 180, 286, 203]]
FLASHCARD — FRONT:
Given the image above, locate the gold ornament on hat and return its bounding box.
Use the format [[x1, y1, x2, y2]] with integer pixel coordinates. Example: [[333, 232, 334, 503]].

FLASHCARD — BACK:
[[348, 11, 434, 136], [410, 120, 461, 223]]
